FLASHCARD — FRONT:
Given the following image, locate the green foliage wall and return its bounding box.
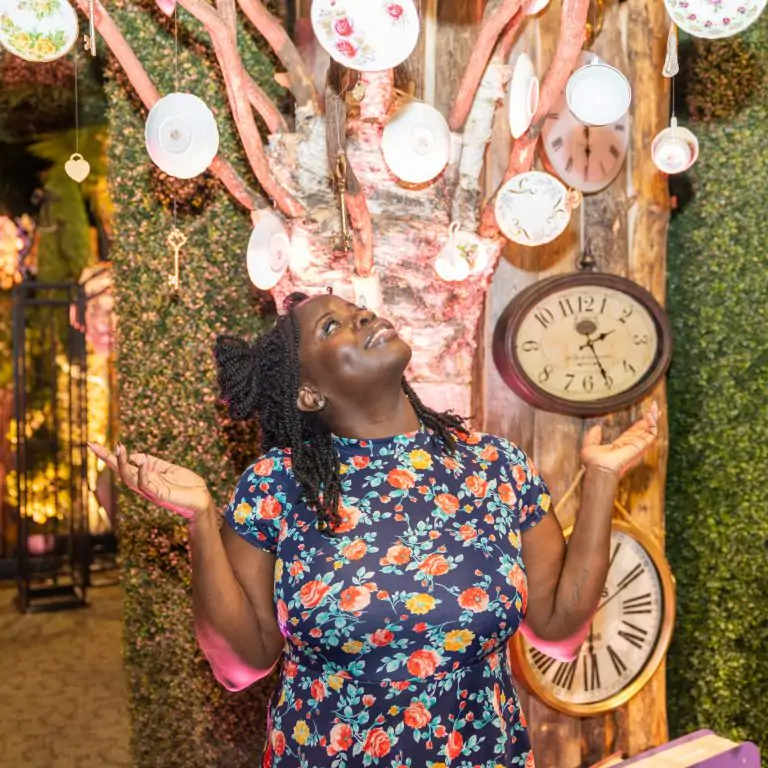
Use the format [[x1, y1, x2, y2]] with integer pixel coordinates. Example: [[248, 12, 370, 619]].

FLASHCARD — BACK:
[[103, 0, 281, 764], [666, 19, 768, 756]]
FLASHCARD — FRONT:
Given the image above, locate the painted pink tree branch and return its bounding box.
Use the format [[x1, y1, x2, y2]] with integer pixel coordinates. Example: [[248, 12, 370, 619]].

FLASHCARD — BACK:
[[75, 0, 260, 210], [448, 0, 524, 132], [479, 0, 589, 237], [236, 0, 319, 112], [177, 0, 305, 217]]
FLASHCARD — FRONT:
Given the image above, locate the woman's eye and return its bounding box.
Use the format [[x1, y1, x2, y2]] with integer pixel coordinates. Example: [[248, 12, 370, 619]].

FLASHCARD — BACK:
[[323, 318, 340, 336]]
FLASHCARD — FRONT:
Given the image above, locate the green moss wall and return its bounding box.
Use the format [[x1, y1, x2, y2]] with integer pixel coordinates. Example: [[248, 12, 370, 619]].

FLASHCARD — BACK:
[[103, 0, 280, 763], [666, 19, 768, 756]]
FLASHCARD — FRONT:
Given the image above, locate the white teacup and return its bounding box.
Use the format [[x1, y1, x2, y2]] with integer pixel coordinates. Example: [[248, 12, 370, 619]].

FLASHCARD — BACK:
[[434, 221, 480, 283], [652, 116, 699, 174]]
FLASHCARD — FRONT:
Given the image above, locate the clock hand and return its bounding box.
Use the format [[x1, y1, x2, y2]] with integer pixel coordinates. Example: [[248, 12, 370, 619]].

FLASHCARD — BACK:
[[595, 574, 638, 615], [584, 126, 591, 182], [591, 330, 615, 344], [579, 336, 612, 386]]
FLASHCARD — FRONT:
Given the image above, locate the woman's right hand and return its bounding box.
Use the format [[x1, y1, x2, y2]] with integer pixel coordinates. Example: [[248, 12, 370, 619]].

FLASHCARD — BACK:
[[87, 442, 214, 521]]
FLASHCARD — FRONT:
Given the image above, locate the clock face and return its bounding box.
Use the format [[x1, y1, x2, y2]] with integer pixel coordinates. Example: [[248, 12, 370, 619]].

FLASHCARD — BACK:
[[508, 521, 676, 716], [541, 51, 629, 194], [514, 283, 660, 403]]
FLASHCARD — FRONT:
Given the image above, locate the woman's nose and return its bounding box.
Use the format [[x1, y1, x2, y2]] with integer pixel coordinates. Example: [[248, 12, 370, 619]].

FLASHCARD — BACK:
[[354, 309, 376, 329]]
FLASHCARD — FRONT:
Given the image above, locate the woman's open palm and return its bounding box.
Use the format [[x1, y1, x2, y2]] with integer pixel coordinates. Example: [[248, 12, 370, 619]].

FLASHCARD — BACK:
[[87, 442, 212, 520]]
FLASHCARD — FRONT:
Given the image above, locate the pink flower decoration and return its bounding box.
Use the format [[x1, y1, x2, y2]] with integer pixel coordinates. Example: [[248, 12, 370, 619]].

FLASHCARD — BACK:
[[334, 16, 354, 36], [335, 39, 357, 58], [385, 3, 404, 19]]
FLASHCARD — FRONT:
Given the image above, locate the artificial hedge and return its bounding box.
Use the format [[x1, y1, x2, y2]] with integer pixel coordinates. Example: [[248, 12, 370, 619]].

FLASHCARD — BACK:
[[103, 0, 282, 764], [666, 18, 768, 758]]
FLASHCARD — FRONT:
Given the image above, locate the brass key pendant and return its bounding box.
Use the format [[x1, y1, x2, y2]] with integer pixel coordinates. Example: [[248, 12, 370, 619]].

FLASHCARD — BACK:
[[334, 151, 353, 254], [167, 227, 187, 291]]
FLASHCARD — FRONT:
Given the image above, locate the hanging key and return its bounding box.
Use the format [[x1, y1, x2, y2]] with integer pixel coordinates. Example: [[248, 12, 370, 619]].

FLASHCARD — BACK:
[[167, 227, 187, 291]]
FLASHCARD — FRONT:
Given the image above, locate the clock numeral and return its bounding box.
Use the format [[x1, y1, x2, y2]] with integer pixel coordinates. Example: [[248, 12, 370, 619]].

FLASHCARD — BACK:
[[565, 156, 574, 173], [530, 648, 556, 676], [521, 340, 539, 352], [600, 161, 608, 176], [619, 306, 633, 324], [538, 365, 554, 384], [618, 620, 649, 650], [617, 563, 645, 592], [633, 334, 649, 345], [615, 123, 626, 131], [559, 297, 575, 317], [584, 652, 601, 691], [623, 593, 653, 615], [623, 360, 636, 375], [599, 297, 608, 314], [582, 375, 594, 393], [547, 112, 560, 121], [608, 542, 622, 575], [607, 644, 628, 677], [534, 308, 555, 329], [578, 295, 595, 313], [604, 374, 614, 390], [550, 136, 564, 151], [609, 144, 621, 159], [553, 659, 578, 690], [564, 373, 575, 392]]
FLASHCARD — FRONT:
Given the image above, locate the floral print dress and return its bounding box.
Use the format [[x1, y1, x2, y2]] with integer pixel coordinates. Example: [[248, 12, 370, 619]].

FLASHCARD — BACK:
[[225, 426, 551, 768]]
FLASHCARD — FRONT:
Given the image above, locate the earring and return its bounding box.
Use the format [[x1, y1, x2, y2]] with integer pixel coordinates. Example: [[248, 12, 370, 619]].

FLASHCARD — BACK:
[[317, 396, 327, 410]]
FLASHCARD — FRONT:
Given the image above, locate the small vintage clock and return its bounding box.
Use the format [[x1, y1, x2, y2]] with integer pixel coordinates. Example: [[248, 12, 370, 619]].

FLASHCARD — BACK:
[[508, 519, 676, 717], [492, 272, 673, 417], [541, 51, 630, 194]]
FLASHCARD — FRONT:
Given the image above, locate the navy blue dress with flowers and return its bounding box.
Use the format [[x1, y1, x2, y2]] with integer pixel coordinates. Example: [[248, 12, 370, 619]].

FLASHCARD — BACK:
[[225, 426, 551, 768]]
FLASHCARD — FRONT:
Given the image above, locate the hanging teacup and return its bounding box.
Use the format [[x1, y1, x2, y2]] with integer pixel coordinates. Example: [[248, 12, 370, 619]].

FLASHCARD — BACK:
[[508, 53, 540, 139], [651, 116, 699, 174], [566, 54, 631, 126], [246, 210, 293, 291], [434, 222, 481, 283]]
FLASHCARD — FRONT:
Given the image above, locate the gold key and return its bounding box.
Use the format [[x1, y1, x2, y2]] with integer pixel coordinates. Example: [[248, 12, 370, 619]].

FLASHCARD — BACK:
[[167, 227, 187, 290], [333, 151, 353, 254]]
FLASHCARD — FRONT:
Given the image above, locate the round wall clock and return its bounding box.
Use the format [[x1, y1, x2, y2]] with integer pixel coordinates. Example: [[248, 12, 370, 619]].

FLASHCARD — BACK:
[[493, 272, 673, 417], [508, 519, 676, 717]]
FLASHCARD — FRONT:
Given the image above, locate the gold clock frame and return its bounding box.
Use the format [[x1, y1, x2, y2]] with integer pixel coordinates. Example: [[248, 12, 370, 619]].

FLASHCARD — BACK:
[[508, 519, 676, 717]]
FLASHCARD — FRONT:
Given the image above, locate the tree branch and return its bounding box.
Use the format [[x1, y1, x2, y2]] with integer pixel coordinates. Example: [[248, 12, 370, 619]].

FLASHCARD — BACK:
[[75, 0, 260, 210], [448, 0, 523, 132], [177, 0, 304, 217], [479, 0, 589, 237], [236, 0, 319, 113]]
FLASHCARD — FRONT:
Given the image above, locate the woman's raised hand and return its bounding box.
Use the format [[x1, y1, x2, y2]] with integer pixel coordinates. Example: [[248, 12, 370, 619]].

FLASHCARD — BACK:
[[87, 442, 214, 521]]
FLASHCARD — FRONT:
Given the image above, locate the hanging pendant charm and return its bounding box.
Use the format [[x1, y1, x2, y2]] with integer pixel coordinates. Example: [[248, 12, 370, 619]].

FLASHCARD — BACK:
[[663, 22, 679, 78], [333, 151, 353, 255], [167, 226, 187, 291], [83, 0, 96, 55]]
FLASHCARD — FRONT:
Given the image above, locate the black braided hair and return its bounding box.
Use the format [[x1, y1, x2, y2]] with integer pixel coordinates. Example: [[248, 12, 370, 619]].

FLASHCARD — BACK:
[[214, 292, 469, 532]]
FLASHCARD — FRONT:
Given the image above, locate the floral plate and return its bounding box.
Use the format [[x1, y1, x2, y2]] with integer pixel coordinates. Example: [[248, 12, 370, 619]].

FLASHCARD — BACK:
[[495, 171, 571, 247], [664, 0, 767, 38], [0, 0, 78, 62], [311, 0, 420, 72]]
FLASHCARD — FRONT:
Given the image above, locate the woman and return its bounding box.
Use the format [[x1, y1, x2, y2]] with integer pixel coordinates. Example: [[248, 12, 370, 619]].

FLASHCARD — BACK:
[[89, 291, 659, 768]]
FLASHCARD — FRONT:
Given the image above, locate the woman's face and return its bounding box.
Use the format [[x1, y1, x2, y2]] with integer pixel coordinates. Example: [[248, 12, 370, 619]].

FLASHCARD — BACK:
[[293, 294, 412, 412]]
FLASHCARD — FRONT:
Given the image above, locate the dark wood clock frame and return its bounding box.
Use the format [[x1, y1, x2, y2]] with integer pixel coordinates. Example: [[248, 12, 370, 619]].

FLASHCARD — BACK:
[[492, 272, 674, 418]]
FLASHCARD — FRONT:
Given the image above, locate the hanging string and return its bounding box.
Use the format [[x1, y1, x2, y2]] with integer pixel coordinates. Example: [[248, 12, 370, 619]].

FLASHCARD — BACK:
[[172, 4, 179, 230], [74, 42, 79, 154]]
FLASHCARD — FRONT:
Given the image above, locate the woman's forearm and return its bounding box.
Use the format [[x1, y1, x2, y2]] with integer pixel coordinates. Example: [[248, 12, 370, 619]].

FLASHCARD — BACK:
[[189, 505, 281, 690], [541, 467, 619, 652]]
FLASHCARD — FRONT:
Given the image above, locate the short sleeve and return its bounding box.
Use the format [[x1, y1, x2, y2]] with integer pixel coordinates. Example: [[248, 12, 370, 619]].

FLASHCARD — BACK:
[[499, 439, 552, 532], [223, 450, 294, 554]]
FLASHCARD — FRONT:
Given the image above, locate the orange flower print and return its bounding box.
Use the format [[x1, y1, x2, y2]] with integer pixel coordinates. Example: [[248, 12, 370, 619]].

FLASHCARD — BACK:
[[343, 539, 367, 560], [289, 560, 304, 577], [388, 468, 416, 489], [276, 599, 289, 626], [259, 496, 282, 520], [299, 580, 330, 609], [351, 454, 370, 469], [465, 474, 488, 497], [370, 628, 394, 646], [418, 553, 451, 576], [271, 729, 286, 756], [339, 585, 371, 612], [311, 680, 326, 702], [481, 444, 499, 461], [403, 701, 432, 728], [435, 493, 460, 515], [333, 505, 361, 534], [498, 482, 515, 505], [446, 730, 464, 760], [381, 544, 412, 565], [512, 463, 527, 489], [442, 456, 460, 471], [458, 587, 489, 613], [506, 563, 527, 610], [406, 648, 440, 678], [525, 751, 536, 768], [253, 457, 274, 476], [329, 723, 353, 754], [362, 727, 391, 758], [458, 524, 477, 541]]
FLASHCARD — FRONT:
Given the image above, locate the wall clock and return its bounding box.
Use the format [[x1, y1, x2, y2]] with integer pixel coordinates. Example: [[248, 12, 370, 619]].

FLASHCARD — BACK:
[[541, 51, 630, 194], [492, 272, 673, 418], [508, 519, 676, 717]]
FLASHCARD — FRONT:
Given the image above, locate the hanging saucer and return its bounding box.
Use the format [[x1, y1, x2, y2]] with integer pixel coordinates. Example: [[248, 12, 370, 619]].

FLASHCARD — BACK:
[[381, 101, 451, 185], [664, 0, 766, 38], [310, 0, 420, 72], [246, 210, 293, 291], [566, 56, 631, 126], [0, 0, 78, 62], [494, 171, 571, 247], [144, 93, 219, 179], [508, 53, 539, 139]]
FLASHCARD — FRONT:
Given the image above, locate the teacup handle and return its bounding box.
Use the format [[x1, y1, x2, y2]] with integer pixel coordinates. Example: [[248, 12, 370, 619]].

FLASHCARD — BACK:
[[670, 115, 678, 136], [448, 220, 460, 241]]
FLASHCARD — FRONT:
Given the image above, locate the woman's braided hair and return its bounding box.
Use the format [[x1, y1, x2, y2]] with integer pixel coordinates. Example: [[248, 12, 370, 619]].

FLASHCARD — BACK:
[[214, 292, 469, 531]]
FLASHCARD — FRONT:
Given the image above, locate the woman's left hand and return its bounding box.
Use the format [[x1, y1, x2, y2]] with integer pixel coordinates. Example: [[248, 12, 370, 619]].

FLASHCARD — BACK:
[[580, 401, 660, 478]]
